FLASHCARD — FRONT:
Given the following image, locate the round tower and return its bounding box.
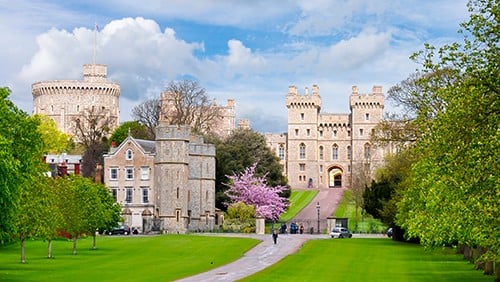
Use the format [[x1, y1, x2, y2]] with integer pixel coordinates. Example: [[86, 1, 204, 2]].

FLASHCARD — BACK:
[[32, 64, 120, 137]]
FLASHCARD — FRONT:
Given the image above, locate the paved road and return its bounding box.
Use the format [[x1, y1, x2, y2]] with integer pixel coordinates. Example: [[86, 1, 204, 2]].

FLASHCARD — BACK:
[[176, 233, 386, 282], [177, 188, 355, 281], [292, 188, 346, 221]]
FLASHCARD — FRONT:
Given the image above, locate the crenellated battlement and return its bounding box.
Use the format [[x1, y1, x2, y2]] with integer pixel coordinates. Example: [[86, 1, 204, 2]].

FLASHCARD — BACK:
[[286, 84, 321, 109], [349, 85, 384, 109]]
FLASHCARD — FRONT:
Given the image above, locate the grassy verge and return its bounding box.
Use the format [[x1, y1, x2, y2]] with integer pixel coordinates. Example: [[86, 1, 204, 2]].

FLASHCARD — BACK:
[[334, 190, 386, 233], [279, 189, 318, 222], [241, 239, 490, 281], [0, 235, 259, 281]]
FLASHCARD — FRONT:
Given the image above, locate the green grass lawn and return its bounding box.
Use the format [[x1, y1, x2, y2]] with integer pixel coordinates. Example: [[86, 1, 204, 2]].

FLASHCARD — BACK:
[[279, 189, 318, 222], [334, 190, 387, 233], [240, 239, 490, 282], [0, 235, 259, 282]]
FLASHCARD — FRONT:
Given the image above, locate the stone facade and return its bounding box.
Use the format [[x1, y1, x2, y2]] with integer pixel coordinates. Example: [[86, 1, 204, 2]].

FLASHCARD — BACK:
[[32, 64, 120, 137], [103, 124, 216, 234], [265, 85, 386, 189]]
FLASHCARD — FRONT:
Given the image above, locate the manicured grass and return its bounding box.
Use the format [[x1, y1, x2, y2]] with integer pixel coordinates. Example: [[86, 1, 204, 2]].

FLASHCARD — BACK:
[[240, 239, 490, 281], [280, 189, 318, 222], [0, 235, 259, 281], [334, 190, 386, 233]]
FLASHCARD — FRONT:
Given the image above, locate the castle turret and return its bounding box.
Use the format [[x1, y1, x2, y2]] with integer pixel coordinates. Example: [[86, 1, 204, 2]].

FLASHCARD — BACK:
[[32, 64, 120, 136]]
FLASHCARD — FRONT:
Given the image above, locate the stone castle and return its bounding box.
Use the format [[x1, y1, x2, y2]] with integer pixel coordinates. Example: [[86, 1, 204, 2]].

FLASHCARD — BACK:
[[265, 85, 387, 190], [32, 64, 120, 136], [103, 124, 217, 233]]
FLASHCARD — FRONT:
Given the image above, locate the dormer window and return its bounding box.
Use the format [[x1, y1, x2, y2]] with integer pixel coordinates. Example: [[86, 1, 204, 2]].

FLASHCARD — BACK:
[[126, 149, 133, 160]]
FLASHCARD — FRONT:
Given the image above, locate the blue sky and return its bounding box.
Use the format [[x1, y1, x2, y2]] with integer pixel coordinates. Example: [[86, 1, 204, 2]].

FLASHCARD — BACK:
[[0, 0, 469, 133]]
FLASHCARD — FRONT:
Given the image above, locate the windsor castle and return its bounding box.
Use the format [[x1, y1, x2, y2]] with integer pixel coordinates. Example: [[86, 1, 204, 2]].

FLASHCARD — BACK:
[[32, 63, 387, 233]]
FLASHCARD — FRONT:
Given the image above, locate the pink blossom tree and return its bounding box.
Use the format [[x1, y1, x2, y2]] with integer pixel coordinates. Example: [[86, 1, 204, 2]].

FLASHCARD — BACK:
[[224, 163, 288, 220]]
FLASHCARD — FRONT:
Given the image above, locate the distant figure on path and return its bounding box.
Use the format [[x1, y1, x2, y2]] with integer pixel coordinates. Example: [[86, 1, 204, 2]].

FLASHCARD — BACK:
[[300, 224, 304, 234], [272, 230, 278, 244]]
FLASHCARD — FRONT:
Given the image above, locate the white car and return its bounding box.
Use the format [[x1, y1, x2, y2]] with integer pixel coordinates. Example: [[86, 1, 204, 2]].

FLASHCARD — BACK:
[[330, 227, 352, 238]]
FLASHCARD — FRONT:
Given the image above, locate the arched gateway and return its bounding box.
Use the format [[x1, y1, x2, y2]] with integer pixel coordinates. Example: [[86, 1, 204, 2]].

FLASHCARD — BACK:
[[328, 166, 343, 188]]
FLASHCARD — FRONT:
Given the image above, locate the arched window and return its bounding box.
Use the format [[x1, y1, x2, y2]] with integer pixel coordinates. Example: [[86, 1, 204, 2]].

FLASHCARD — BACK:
[[319, 146, 324, 160], [278, 144, 285, 160], [347, 146, 351, 160], [364, 143, 371, 159], [126, 149, 133, 160], [332, 144, 338, 160], [299, 143, 306, 159]]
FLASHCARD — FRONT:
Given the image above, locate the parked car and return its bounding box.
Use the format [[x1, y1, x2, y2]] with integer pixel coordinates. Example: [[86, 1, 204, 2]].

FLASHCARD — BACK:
[[107, 225, 131, 235], [290, 223, 299, 234], [386, 227, 393, 238], [330, 227, 352, 238]]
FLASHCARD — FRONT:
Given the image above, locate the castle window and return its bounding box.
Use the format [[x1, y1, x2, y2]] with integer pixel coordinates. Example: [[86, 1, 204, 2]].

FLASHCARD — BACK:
[[109, 167, 118, 180], [279, 144, 285, 160], [176, 210, 180, 222], [300, 113, 304, 121], [125, 188, 133, 203], [299, 143, 306, 159], [333, 130, 337, 138], [319, 131, 323, 137], [319, 165, 323, 172], [126, 149, 133, 160], [77, 105, 80, 112], [295, 129, 299, 136], [188, 210, 191, 225], [177, 187, 180, 199], [364, 143, 371, 159], [319, 146, 324, 160], [347, 146, 352, 160], [125, 167, 134, 180], [332, 144, 338, 160], [140, 167, 149, 180], [141, 187, 149, 203], [347, 130, 351, 137], [307, 129, 310, 136], [299, 163, 305, 171], [111, 188, 117, 201], [365, 113, 370, 120], [359, 128, 364, 136]]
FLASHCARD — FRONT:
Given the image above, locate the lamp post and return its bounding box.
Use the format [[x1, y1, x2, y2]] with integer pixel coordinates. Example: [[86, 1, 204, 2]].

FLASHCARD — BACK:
[[316, 202, 321, 234]]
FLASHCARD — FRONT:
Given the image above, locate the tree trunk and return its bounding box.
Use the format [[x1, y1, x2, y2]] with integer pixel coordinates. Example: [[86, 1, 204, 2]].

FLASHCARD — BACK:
[[495, 262, 499, 282], [47, 239, 53, 258], [72, 236, 78, 255], [20, 237, 26, 264], [92, 233, 97, 250]]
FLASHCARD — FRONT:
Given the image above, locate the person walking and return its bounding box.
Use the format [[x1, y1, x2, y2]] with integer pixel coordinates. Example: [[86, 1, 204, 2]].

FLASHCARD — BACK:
[[272, 229, 278, 244]]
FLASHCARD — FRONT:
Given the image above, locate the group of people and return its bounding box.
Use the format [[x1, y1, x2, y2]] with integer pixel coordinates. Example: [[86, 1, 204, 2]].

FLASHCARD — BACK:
[[272, 223, 306, 244]]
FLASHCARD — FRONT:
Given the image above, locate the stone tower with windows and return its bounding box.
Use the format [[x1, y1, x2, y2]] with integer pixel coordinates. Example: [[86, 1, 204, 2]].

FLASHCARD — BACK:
[[154, 123, 216, 233], [32, 64, 120, 137], [266, 84, 385, 190]]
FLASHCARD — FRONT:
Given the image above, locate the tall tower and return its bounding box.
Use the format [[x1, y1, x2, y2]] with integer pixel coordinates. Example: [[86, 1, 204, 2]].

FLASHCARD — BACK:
[[32, 64, 120, 137], [349, 85, 385, 180], [154, 123, 191, 234], [286, 85, 321, 189]]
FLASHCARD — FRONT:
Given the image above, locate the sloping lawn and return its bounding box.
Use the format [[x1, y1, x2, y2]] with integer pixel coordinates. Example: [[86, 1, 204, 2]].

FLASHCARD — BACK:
[[241, 239, 489, 281], [334, 189, 386, 233], [0, 235, 259, 281], [280, 189, 318, 222]]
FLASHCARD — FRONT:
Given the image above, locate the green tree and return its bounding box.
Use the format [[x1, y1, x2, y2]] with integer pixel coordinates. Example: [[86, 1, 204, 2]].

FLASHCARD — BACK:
[[34, 114, 71, 154], [56, 175, 120, 254], [209, 128, 289, 210], [0, 87, 45, 244], [109, 121, 151, 146], [13, 175, 57, 263], [395, 0, 499, 277]]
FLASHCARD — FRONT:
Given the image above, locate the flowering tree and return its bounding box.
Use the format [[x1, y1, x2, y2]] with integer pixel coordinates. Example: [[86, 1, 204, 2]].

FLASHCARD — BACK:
[[224, 163, 288, 220]]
